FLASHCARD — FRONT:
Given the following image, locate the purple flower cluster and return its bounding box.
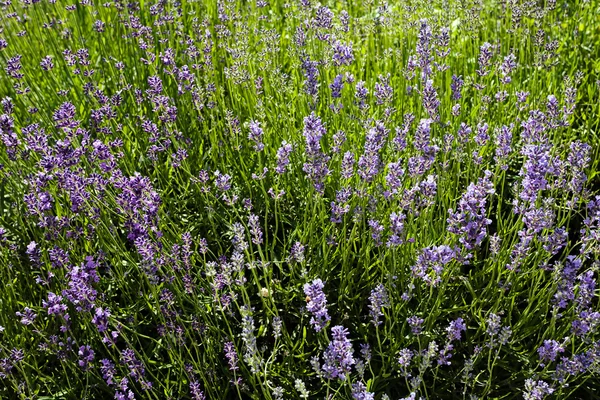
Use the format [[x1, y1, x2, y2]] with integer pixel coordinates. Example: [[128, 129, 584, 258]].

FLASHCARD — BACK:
[[321, 325, 355, 380], [302, 113, 330, 193], [411, 245, 456, 287], [447, 170, 495, 251], [303, 278, 330, 332]]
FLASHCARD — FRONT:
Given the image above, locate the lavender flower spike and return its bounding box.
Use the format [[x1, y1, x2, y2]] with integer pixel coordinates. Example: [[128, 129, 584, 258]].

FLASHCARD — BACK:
[[303, 278, 330, 332]]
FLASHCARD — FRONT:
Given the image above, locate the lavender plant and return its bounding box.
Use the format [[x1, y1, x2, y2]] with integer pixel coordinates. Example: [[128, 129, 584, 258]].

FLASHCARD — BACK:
[[0, 0, 599, 399]]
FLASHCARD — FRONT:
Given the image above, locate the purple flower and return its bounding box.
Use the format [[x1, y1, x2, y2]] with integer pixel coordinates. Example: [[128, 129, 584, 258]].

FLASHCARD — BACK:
[[422, 79, 440, 120], [214, 171, 232, 192], [355, 81, 369, 109], [475, 122, 489, 146], [358, 121, 388, 183], [276, 141, 293, 174], [53, 102, 78, 129], [446, 318, 467, 341], [523, 379, 554, 400], [43, 292, 67, 316], [100, 359, 117, 387], [290, 241, 305, 263], [351, 382, 374, 400], [374, 74, 393, 105], [494, 124, 513, 169], [451, 75, 464, 100], [5, 55, 24, 79], [224, 341, 239, 372], [341, 151, 355, 180], [416, 19, 433, 79], [78, 345, 95, 370], [303, 279, 330, 332], [407, 315, 424, 335], [537, 340, 564, 365], [368, 284, 389, 325], [413, 118, 433, 153], [301, 57, 319, 103], [567, 140, 591, 193], [411, 245, 455, 287], [314, 6, 334, 29], [92, 307, 110, 333], [362, 212, 381, 238], [302, 113, 330, 193], [248, 121, 264, 151], [447, 170, 494, 250], [394, 113, 414, 151], [332, 41, 354, 66], [385, 162, 404, 193], [554, 256, 581, 309], [62, 258, 99, 312], [190, 380, 205, 400], [16, 307, 37, 325], [387, 211, 406, 246], [499, 53, 517, 84], [121, 348, 146, 383], [476, 42, 493, 76], [330, 74, 344, 99], [322, 325, 355, 380], [248, 214, 263, 245]]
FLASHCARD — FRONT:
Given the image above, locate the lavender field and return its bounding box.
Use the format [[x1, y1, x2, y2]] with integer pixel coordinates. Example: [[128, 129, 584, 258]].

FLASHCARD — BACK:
[[1, 0, 600, 399]]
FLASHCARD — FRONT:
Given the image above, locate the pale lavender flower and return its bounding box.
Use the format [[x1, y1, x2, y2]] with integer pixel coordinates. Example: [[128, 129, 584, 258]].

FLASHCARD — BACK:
[[494, 124, 513, 169], [302, 113, 330, 193], [351, 382, 374, 400], [537, 340, 564, 365], [341, 151, 355, 180], [477, 42, 493, 76], [446, 318, 467, 341], [416, 19, 433, 79], [375, 74, 393, 105], [190, 380, 205, 400], [332, 130, 346, 153], [523, 379, 554, 400], [499, 53, 517, 84], [248, 214, 263, 245], [451, 75, 464, 100], [411, 245, 455, 287], [422, 79, 440, 120], [248, 121, 264, 151], [387, 211, 406, 246], [368, 219, 384, 246], [240, 307, 262, 373], [275, 141, 293, 174], [398, 348, 413, 377], [16, 307, 37, 325], [407, 315, 424, 335], [368, 284, 389, 325], [447, 170, 494, 250], [304, 279, 330, 332], [322, 325, 355, 380], [224, 341, 239, 372], [290, 241, 305, 263], [355, 81, 369, 109], [301, 57, 319, 104], [332, 41, 354, 66]]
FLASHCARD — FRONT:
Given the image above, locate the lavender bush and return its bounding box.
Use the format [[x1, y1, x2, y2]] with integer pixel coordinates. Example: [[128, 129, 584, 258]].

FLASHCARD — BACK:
[[0, 0, 599, 399]]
